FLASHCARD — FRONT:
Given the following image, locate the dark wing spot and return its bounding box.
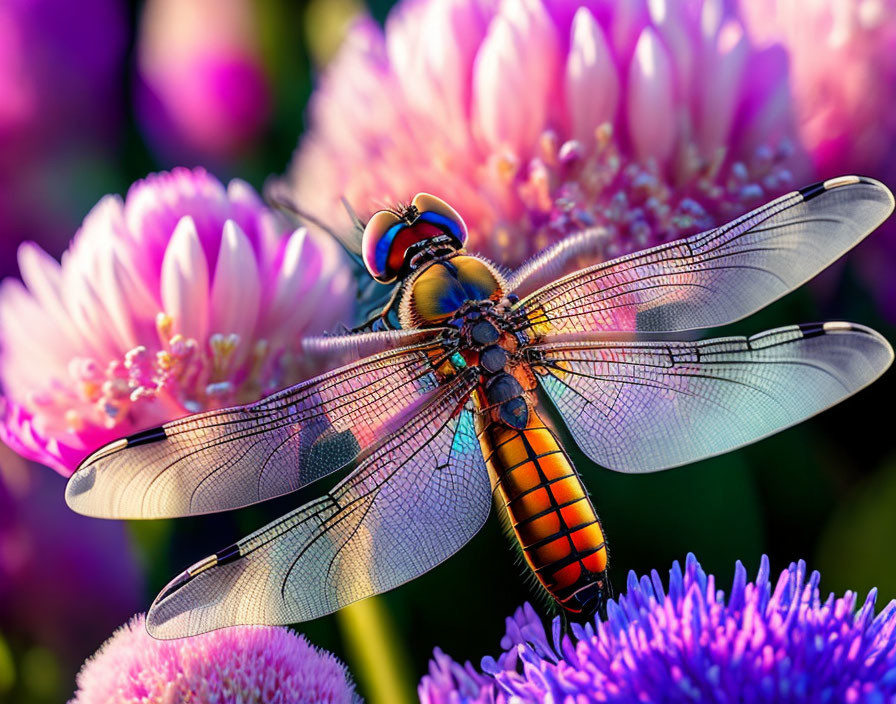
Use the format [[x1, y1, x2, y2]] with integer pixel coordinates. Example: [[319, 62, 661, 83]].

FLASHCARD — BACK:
[[126, 426, 168, 448]]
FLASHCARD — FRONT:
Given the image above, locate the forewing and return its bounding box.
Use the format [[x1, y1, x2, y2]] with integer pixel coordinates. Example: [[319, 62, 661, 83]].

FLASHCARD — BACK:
[[66, 336, 451, 519], [515, 177, 894, 336], [145, 372, 487, 638], [530, 323, 893, 472]]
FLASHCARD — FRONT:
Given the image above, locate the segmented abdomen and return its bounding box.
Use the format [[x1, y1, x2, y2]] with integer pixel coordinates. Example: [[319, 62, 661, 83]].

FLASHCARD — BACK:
[[478, 409, 608, 613]]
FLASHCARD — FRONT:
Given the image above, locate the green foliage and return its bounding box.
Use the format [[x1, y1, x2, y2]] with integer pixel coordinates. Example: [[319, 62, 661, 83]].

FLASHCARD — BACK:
[[817, 456, 896, 603]]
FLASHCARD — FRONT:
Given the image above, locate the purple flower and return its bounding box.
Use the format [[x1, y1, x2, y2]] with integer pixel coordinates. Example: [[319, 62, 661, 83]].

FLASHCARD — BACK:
[[0, 0, 128, 278], [0, 167, 355, 475], [70, 614, 358, 704], [135, 0, 273, 166], [281, 0, 808, 267], [420, 555, 896, 703], [0, 449, 141, 668], [0, 0, 126, 155]]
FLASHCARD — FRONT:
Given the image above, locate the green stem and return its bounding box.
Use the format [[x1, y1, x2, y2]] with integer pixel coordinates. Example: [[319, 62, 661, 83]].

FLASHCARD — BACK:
[[336, 597, 416, 704]]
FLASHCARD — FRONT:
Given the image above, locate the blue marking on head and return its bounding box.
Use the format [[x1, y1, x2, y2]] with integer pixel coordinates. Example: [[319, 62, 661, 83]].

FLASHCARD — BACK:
[[375, 222, 406, 278], [417, 211, 464, 244]]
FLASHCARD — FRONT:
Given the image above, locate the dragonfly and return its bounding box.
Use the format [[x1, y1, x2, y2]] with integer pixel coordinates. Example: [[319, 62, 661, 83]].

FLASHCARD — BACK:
[[66, 176, 894, 639]]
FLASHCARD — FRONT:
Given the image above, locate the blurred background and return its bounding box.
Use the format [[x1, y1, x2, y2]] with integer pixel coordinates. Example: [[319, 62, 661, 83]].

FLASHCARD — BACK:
[[0, 0, 895, 702]]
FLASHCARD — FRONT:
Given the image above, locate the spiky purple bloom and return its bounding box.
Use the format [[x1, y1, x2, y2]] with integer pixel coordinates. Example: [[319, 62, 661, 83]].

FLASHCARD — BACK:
[[70, 614, 358, 704], [420, 554, 896, 703]]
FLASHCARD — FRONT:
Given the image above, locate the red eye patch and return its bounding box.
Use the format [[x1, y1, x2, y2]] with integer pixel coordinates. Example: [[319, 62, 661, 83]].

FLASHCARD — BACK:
[[386, 221, 445, 274]]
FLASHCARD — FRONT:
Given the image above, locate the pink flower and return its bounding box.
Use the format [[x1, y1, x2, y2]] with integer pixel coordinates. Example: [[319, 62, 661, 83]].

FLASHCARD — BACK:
[[70, 614, 358, 704], [135, 0, 273, 165], [280, 0, 809, 266], [739, 0, 896, 320], [0, 167, 355, 476], [740, 0, 896, 181]]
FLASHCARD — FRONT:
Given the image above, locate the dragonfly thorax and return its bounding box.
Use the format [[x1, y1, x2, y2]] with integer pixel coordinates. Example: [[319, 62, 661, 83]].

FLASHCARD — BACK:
[[401, 258, 533, 429], [399, 254, 507, 328]]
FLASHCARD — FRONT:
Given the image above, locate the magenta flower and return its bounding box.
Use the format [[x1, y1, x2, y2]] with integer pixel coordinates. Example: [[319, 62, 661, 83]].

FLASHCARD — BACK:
[[0, 167, 355, 475], [420, 555, 896, 703], [135, 0, 273, 166], [70, 614, 358, 704], [281, 0, 808, 266]]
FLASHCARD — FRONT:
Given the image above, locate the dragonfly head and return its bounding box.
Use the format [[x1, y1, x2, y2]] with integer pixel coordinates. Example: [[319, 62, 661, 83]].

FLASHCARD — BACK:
[[361, 193, 468, 284]]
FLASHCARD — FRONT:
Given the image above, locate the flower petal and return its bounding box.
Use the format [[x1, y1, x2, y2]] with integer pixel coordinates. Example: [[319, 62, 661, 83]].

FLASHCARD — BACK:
[[267, 228, 324, 336], [16, 242, 83, 350], [62, 257, 122, 364], [0, 279, 66, 393], [565, 7, 619, 146], [472, 0, 559, 157], [388, 0, 487, 140], [209, 219, 260, 342], [647, 0, 695, 101], [160, 215, 209, 342], [696, 19, 748, 156], [627, 27, 676, 166]]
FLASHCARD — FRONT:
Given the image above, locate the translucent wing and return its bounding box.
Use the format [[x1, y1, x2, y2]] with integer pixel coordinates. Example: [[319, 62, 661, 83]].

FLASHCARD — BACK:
[[66, 334, 451, 519], [514, 177, 894, 336], [529, 323, 893, 472], [145, 372, 487, 638]]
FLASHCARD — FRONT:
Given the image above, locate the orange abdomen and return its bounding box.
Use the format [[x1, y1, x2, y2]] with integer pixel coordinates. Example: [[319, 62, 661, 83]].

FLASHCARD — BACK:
[[478, 409, 609, 613]]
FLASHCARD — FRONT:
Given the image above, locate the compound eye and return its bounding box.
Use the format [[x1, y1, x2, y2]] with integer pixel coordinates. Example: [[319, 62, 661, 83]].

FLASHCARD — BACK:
[[362, 209, 403, 283], [411, 193, 468, 247]]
